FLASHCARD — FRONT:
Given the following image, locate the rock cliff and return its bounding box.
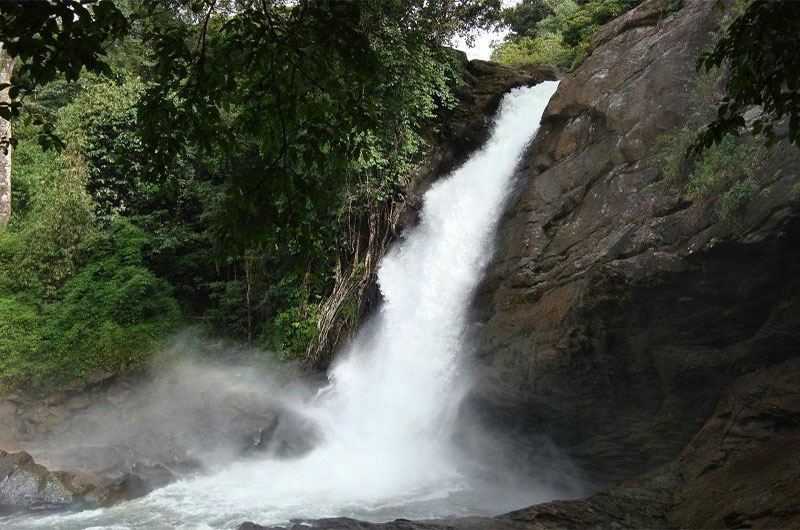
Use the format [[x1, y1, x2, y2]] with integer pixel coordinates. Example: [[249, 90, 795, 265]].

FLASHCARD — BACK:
[[471, 0, 800, 488]]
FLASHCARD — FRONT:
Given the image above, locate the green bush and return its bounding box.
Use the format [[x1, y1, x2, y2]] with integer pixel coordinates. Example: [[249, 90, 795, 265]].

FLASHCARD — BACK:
[[658, 130, 765, 221], [657, 130, 694, 189], [718, 178, 759, 221], [260, 276, 321, 360], [6, 137, 62, 219], [0, 220, 180, 391], [206, 277, 251, 339], [0, 296, 41, 390], [264, 302, 321, 361], [684, 136, 762, 200], [1, 142, 95, 301]]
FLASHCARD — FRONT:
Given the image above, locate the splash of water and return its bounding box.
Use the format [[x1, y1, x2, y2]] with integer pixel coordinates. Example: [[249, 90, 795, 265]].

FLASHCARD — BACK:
[[5, 81, 560, 530]]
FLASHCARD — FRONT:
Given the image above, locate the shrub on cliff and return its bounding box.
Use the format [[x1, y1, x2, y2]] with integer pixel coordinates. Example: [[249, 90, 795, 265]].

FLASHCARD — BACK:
[[659, 130, 766, 222]]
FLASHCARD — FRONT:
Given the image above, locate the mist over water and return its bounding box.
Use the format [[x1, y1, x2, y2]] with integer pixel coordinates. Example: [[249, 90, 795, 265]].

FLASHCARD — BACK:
[[5, 82, 568, 530]]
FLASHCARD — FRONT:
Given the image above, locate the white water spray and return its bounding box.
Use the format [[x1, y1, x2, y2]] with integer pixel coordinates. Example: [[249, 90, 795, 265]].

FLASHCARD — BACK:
[[5, 81, 560, 530]]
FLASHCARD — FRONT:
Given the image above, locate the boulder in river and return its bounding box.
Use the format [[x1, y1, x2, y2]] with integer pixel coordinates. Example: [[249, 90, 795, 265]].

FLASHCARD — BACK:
[[0, 450, 94, 513]]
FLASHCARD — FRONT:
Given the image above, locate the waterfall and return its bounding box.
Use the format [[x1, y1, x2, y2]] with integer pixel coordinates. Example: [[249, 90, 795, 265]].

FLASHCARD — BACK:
[[310, 79, 562, 497], [7, 81, 560, 530]]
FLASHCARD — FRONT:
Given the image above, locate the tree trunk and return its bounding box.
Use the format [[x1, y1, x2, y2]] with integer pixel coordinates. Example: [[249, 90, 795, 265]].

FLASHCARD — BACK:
[[0, 43, 15, 226]]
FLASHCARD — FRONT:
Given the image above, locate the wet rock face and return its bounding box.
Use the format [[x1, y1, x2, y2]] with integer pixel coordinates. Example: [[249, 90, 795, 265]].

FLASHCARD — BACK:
[[0, 451, 88, 512], [492, 356, 800, 529], [666, 357, 800, 529], [471, 0, 800, 486]]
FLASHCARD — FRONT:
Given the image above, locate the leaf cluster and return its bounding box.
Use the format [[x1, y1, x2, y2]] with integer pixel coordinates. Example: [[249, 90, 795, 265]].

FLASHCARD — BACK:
[[132, 0, 490, 269], [0, 0, 129, 151], [694, 0, 800, 152]]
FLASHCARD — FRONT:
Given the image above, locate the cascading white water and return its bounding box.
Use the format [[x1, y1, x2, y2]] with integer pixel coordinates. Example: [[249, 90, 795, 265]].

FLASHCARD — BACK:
[[5, 81, 560, 530]]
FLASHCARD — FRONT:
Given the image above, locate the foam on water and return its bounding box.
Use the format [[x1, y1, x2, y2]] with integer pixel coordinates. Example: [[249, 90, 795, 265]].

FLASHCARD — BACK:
[[3, 81, 560, 530]]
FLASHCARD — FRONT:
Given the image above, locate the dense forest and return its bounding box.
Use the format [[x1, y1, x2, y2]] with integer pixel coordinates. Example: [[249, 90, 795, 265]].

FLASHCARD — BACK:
[[0, 0, 498, 390], [491, 0, 648, 67], [0, 0, 647, 391], [0, 0, 797, 392]]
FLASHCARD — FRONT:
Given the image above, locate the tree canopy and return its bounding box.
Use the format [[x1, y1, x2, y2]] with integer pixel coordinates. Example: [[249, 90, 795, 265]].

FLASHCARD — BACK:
[[0, 0, 129, 151], [0, 0, 503, 389], [490, 0, 644, 68], [1, 0, 501, 255]]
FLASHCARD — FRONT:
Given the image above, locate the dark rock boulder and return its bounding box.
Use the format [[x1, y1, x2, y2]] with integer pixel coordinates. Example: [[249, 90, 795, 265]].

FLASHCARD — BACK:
[[244, 410, 320, 458], [0, 450, 93, 513], [237, 517, 456, 530], [0, 450, 181, 511], [85, 472, 148, 507]]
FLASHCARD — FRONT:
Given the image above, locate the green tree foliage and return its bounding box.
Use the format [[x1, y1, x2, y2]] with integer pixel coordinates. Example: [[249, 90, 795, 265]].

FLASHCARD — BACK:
[[57, 75, 154, 216], [492, 32, 571, 67], [0, 75, 182, 391], [504, 0, 555, 38], [1, 140, 95, 300], [135, 0, 498, 262], [0, 219, 179, 390], [694, 0, 800, 152], [0, 0, 129, 150], [491, 0, 644, 68], [1, 0, 503, 389], [130, 0, 500, 359]]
